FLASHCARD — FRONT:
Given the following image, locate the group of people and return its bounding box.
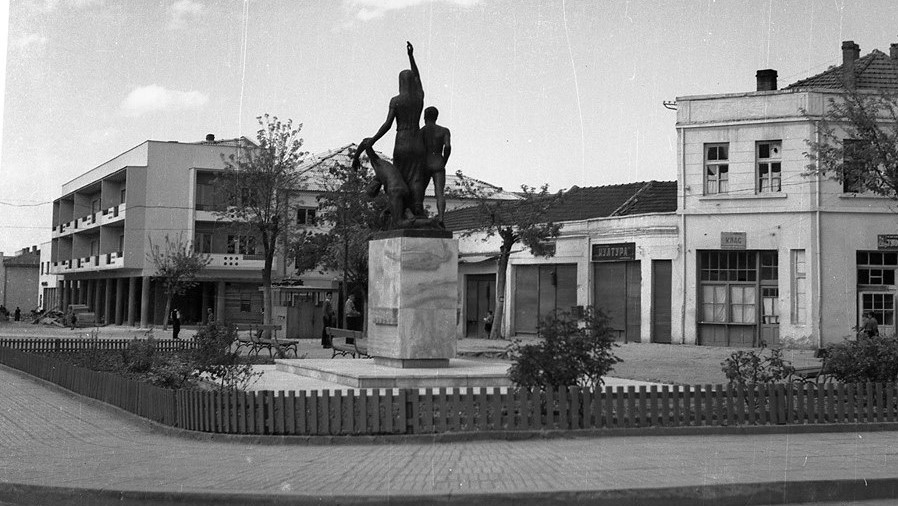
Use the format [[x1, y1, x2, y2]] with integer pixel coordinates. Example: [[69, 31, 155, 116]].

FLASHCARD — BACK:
[[353, 41, 452, 229], [0, 305, 21, 322], [320, 291, 362, 348]]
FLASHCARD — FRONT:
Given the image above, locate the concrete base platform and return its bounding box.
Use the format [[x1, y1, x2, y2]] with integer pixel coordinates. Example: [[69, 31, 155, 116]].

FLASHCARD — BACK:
[[274, 358, 512, 389]]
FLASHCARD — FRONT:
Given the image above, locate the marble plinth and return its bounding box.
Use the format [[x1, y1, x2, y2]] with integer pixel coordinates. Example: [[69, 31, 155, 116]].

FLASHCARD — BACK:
[[275, 359, 512, 389], [367, 230, 458, 367]]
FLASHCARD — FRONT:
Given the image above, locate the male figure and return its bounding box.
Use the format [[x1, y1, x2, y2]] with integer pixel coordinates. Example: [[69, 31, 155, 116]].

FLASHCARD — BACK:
[[171, 308, 181, 340], [421, 106, 451, 225], [321, 292, 335, 348]]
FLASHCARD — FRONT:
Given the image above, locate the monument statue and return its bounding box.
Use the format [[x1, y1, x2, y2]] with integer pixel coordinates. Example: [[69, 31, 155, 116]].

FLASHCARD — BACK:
[[421, 106, 451, 226], [354, 41, 448, 230]]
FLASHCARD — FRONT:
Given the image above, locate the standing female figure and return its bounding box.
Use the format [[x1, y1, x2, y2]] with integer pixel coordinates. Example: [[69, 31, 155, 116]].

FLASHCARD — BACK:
[[366, 41, 426, 218]]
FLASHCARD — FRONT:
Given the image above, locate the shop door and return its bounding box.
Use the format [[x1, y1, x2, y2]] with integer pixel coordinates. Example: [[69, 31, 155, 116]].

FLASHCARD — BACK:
[[858, 292, 895, 337], [760, 287, 780, 346], [513, 265, 578, 335], [594, 261, 641, 342], [651, 260, 672, 343], [465, 274, 495, 337]]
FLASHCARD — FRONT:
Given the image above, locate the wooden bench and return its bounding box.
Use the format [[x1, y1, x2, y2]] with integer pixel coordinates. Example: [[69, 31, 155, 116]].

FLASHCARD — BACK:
[[326, 327, 369, 359], [234, 324, 298, 358], [790, 348, 832, 384]]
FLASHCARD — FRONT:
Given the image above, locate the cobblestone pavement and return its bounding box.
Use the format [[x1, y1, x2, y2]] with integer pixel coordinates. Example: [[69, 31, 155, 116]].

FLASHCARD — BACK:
[[4, 365, 898, 505]]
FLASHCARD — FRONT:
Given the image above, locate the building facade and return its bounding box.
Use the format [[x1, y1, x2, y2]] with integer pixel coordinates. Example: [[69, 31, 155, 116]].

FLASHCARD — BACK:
[[1, 246, 40, 315], [678, 41, 898, 347]]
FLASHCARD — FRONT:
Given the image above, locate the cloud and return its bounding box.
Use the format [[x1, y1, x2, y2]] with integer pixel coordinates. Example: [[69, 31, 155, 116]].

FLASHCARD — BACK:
[[169, 0, 204, 29], [344, 0, 481, 21], [25, 0, 104, 13], [12, 33, 48, 53], [120, 85, 209, 117]]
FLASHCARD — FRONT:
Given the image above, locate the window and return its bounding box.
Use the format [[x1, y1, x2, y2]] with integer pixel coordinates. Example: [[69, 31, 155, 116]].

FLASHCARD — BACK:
[[704, 143, 729, 195], [757, 141, 781, 193], [227, 235, 257, 255], [91, 199, 101, 215], [240, 296, 252, 312], [120, 188, 127, 204], [118, 234, 125, 253], [862, 293, 895, 326], [762, 287, 780, 324], [240, 187, 257, 207], [296, 207, 317, 225], [729, 286, 757, 323], [760, 251, 778, 280], [699, 251, 757, 282], [857, 251, 898, 285], [843, 139, 869, 193], [791, 250, 807, 325], [195, 233, 212, 254]]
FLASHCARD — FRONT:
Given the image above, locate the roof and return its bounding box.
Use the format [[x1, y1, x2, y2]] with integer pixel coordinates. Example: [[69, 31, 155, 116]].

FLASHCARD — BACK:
[[443, 181, 677, 231], [295, 144, 520, 200], [3, 250, 40, 267], [786, 49, 898, 91]]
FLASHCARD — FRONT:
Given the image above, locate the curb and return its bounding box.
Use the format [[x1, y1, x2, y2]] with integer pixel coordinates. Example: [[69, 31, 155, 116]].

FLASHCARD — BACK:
[[3, 477, 898, 506], [7, 363, 898, 446]]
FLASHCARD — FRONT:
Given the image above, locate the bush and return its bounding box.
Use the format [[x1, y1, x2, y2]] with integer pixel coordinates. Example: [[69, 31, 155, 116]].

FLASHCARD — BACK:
[[122, 337, 157, 373], [721, 348, 795, 385], [507, 307, 621, 389], [190, 322, 261, 391], [823, 336, 898, 383]]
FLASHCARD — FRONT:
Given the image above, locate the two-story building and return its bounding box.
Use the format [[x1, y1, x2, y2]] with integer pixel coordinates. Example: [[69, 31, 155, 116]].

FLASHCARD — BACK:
[[678, 40, 898, 347], [48, 137, 517, 332]]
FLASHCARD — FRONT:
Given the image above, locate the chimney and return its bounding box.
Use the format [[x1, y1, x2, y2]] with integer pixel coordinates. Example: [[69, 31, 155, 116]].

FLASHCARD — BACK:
[[891, 43, 898, 61], [205, 133, 215, 142], [842, 40, 860, 89], [31, 245, 37, 252], [756, 69, 778, 91]]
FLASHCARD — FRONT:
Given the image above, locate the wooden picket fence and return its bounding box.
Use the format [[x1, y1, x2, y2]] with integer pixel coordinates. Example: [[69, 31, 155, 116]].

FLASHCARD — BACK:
[[3, 345, 898, 436], [0, 337, 197, 353]]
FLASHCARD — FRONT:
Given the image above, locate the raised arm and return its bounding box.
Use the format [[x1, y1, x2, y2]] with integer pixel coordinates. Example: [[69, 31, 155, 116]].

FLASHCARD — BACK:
[[407, 41, 423, 95]]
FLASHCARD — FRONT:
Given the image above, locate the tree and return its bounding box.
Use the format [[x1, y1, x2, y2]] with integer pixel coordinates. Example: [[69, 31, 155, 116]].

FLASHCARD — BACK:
[[291, 149, 387, 325], [804, 89, 898, 195], [147, 233, 211, 330], [451, 171, 563, 339], [215, 115, 308, 332]]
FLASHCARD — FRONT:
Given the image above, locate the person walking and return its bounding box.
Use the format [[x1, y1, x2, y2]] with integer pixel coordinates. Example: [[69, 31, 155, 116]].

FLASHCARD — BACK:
[[171, 308, 181, 340], [321, 292, 335, 348], [13, 307, 21, 322], [859, 311, 879, 339]]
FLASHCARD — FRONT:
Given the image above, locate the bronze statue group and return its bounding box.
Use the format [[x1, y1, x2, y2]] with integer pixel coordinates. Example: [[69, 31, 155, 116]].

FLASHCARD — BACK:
[[353, 42, 452, 230]]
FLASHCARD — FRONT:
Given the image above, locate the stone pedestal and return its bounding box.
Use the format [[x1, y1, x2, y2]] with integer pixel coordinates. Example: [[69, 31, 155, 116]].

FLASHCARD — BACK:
[[367, 229, 457, 368]]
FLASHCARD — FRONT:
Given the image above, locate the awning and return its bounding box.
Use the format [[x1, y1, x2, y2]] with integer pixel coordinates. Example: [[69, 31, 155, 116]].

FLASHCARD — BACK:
[[458, 254, 499, 264]]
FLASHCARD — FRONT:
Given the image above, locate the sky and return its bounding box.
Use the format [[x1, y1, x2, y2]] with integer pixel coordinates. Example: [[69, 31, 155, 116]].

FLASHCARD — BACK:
[[1, 0, 898, 255]]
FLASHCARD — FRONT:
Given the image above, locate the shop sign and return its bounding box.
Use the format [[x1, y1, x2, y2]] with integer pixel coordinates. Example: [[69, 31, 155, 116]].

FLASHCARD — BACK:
[[878, 235, 898, 250], [591, 242, 636, 262], [720, 232, 746, 250]]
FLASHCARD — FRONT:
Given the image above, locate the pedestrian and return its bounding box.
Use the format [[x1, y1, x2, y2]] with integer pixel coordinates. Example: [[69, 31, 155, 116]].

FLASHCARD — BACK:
[[321, 292, 335, 348], [171, 308, 181, 340], [345, 294, 362, 331], [483, 310, 494, 337], [14, 307, 21, 322], [69, 309, 77, 330], [859, 311, 879, 339], [206, 307, 214, 325]]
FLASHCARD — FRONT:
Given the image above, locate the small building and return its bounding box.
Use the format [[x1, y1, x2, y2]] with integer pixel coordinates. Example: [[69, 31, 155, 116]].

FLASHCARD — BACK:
[[1, 246, 40, 316], [446, 181, 679, 343]]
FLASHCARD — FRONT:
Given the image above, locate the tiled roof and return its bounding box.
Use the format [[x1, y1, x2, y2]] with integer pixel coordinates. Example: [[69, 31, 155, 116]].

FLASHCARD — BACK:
[[786, 49, 898, 91], [295, 144, 519, 200], [3, 250, 39, 267], [443, 181, 677, 232]]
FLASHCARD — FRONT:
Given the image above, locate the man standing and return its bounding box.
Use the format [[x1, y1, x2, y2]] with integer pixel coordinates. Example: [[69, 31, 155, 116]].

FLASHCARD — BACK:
[[171, 308, 181, 340], [321, 292, 335, 348], [421, 106, 451, 226]]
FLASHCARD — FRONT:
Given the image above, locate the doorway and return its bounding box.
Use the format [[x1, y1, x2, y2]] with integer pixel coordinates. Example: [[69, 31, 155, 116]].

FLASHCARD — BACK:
[[465, 274, 495, 337]]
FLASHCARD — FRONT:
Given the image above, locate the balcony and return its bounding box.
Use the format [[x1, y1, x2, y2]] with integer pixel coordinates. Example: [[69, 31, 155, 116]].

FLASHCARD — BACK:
[[208, 253, 265, 270], [100, 204, 126, 225], [53, 220, 76, 238], [49, 252, 124, 274]]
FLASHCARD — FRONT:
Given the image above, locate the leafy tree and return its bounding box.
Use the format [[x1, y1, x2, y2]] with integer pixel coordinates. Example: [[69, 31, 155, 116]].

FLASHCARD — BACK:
[[147, 234, 211, 330], [215, 115, 308, 332], [507, 307, 621, 388], [804, 89, 898, 195], [291, 149, 388, 322], [451, 171, 563, 339]]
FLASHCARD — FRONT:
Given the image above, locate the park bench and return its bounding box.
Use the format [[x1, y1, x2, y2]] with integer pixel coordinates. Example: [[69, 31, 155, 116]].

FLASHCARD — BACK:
[[326, 327, 369, 359], [789, 348, 832, 384], [234, 324, 299, 358]]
